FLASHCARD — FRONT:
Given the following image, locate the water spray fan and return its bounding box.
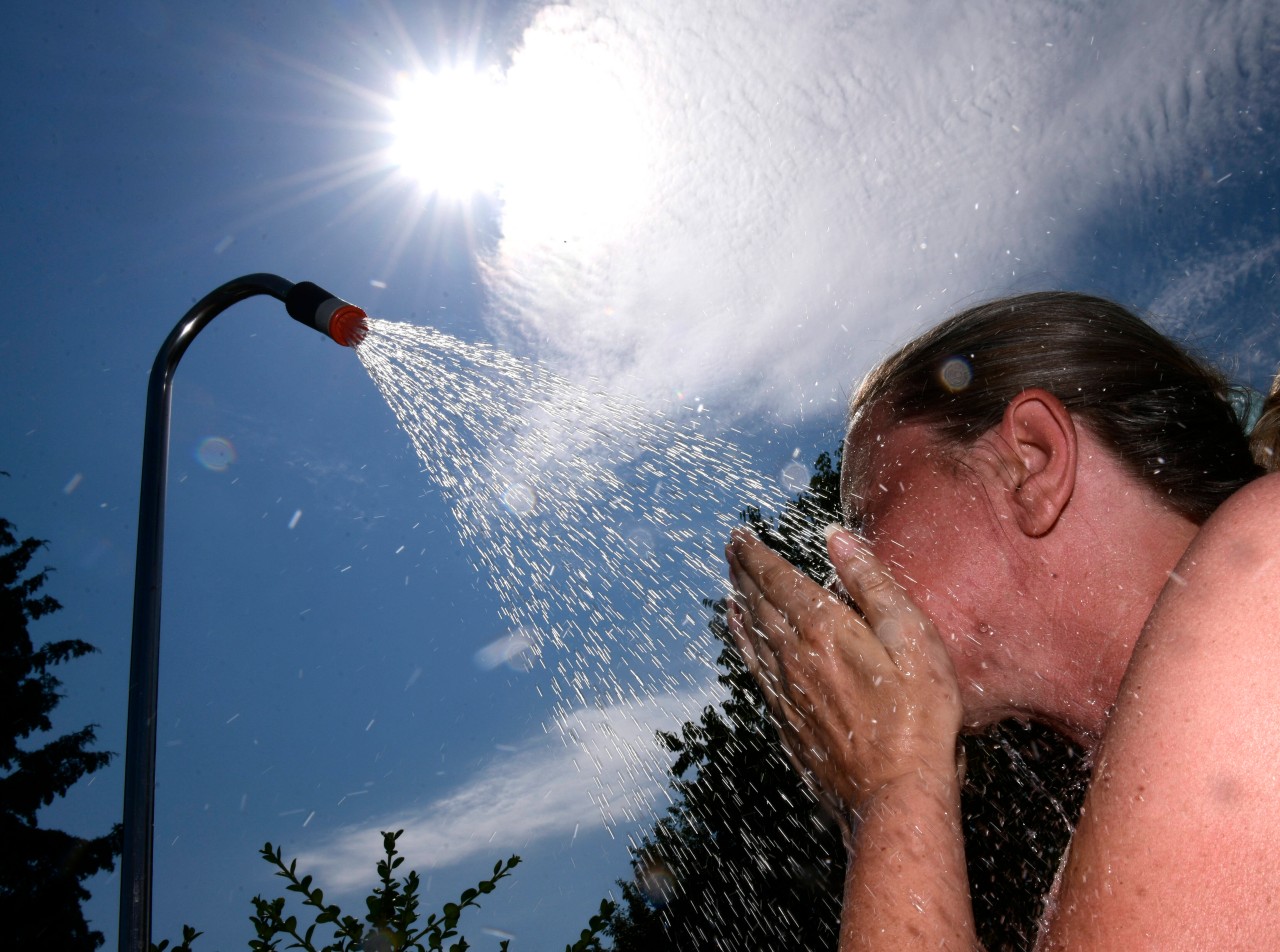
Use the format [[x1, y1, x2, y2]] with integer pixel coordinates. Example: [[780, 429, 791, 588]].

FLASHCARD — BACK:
[[120, 273, 367, 952]]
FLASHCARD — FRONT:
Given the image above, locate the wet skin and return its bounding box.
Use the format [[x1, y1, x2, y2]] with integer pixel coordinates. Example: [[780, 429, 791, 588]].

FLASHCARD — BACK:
[[726, 394, 1280, 949], [725, 522, 962, 835]]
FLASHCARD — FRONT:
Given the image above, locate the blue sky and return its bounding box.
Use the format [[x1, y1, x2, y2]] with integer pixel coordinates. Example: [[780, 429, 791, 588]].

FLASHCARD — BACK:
[[3, 1, 1277, 949]]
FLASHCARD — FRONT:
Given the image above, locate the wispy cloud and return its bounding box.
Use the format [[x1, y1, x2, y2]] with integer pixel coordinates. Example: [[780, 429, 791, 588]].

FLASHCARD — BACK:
[[1148, 233, 1280, 329], [481, 0, 1278, 418], [293, 689, 710, 891]]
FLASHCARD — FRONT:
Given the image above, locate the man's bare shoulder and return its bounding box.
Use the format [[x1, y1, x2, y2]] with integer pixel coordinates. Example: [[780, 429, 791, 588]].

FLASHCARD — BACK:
[[1150, 469, 1280, 642], [1042, 473, 1280, 950]]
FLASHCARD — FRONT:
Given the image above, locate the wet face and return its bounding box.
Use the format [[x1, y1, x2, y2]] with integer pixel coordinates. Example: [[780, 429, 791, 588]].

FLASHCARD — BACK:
[[840, 411, 1026, 723]]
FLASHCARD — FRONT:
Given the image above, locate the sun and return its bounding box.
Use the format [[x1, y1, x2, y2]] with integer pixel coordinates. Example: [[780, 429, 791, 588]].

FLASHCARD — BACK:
[[388, 67, 507, 200], [207, 1, 657, 287], [387, 46, 652, 239]]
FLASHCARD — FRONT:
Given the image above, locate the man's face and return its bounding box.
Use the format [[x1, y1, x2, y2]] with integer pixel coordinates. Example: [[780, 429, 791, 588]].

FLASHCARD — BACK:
[[841, 414, 1026, 724]]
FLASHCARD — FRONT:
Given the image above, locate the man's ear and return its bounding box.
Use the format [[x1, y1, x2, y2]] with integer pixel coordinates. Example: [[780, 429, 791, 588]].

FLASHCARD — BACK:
[[992, 388, 1078, 537]]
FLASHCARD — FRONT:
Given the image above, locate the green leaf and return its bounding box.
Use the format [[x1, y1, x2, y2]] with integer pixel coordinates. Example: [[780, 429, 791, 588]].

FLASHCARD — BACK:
[[196, 828, 525, 952]]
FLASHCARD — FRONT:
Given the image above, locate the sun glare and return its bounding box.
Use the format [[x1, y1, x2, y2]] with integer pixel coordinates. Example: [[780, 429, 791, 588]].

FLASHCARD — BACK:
[[216, 6, 657, 289], [389, 68, 506, 200], [500, 26, 652, 244], [388, 41, 652, 241]]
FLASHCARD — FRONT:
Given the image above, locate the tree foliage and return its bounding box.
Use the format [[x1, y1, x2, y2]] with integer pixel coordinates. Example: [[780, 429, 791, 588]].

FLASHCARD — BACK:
[[245, 831, 521, 952], [604, 449, 1090, 951], [0, 515, 122, 950], [154, 830, 615, 952]]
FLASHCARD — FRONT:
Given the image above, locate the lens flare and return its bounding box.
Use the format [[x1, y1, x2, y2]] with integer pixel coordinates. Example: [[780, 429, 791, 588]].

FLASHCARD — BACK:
[[939, 356, 974, 392], [780, 461, 810, 494], [636, 854, 678, 907], [501, 480, 539, 516], [625, 526, 657, 559], [196, 437, 236, 472]]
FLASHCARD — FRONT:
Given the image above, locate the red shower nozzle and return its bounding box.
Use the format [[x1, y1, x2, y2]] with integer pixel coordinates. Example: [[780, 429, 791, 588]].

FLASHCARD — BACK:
[[285, 281, 368, 347], [327, 304, 368, 347]]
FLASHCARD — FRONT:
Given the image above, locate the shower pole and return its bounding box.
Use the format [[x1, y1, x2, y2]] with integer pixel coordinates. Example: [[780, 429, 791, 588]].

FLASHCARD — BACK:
[[120, 274, 366, 952]]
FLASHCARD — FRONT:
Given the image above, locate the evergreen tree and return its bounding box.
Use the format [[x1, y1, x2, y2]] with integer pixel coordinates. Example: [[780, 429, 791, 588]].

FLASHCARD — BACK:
[[0, 515, 122, 950], [604, 450, 1089, 951]]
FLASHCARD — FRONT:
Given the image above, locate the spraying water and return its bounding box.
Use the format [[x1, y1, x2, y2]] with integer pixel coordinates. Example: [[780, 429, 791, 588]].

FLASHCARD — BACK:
[[356, 317, 785, 734], [352, 318, 1088, 948]]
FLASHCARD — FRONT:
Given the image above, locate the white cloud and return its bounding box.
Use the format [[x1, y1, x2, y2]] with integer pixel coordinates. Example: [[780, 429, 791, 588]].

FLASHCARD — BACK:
[[480, 0, 1278, 419], [293, 688, 711, 891]]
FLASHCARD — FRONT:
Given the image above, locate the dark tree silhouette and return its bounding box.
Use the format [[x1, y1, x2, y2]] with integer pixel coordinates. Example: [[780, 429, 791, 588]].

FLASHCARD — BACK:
[[0, 515, 121, 950], [604, 450, 1089, 951]]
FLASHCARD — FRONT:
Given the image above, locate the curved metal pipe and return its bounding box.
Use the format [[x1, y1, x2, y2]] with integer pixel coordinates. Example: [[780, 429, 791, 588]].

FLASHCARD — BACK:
[[120, 273, 366, 952]]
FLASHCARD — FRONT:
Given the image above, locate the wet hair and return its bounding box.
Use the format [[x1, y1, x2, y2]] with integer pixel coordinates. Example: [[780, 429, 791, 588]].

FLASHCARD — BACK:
[[1253, 374, 1280, 469], [847, 291, 1276, 524]]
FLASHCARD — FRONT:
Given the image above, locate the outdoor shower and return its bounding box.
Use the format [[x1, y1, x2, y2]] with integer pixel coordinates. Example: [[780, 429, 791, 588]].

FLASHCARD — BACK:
[[120, 274, 368, 952]]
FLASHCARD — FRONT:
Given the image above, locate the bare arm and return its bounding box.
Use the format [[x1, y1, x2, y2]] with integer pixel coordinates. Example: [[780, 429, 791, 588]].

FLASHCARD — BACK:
[[727, 526, 979, 950], [839, 767, 974, 950], [1037, 473, 1280, 950]]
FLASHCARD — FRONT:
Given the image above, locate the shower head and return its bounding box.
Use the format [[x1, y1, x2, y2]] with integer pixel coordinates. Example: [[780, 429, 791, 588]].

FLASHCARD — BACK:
[[286, 280, 369, 346]]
